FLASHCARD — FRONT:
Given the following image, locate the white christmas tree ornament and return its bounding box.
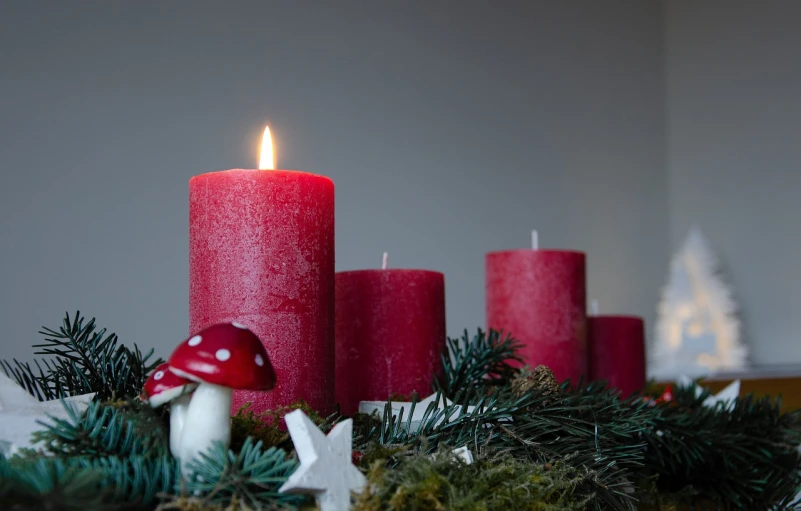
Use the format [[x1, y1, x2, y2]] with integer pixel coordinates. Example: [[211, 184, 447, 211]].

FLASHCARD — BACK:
[[279, 409, 366, 511], [651, 226, 748, 379]]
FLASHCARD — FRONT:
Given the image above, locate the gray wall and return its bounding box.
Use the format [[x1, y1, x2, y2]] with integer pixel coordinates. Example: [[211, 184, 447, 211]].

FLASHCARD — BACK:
[[666, 1, 801, 365], [0, 1, 667, 362]]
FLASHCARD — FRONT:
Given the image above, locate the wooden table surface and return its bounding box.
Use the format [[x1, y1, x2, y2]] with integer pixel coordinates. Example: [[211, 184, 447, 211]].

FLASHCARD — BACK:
[[657, 365, 801, 412]]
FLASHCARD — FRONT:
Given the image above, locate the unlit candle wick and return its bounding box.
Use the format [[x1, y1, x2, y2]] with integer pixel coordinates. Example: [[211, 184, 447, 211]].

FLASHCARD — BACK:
[[382, 252, 388, 270]]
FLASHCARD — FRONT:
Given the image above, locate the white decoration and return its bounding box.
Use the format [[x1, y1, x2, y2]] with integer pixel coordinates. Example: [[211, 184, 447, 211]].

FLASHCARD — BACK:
[[453, 445, 474, 464], [176, 380, 232, 475], [279, 409, 366, 511], [0, 374, 94, 456], [651, 226, 748, 379], [169, 393, 192, 459], [677, 375, 741, 411], [168, 323, 276, 476]]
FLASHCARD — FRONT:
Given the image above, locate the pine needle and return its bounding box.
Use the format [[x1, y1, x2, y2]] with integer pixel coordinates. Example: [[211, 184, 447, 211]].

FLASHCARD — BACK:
[[438, 329, 522, 399], [1, 311, 162, 401]]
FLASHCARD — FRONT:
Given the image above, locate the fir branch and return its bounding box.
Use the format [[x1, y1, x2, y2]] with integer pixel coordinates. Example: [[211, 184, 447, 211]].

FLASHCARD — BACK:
[[33, 399, 170, 460], [0, 455, 109, 511], [438, 329, 523, 400], [0, 359, 54, 400], [184, 438, 308, 509], [355, 387, 535, 456], [0, 453, 178, 510], [77, 454, 179, 508], [508, 382, 650, 510], [1, 311, 162, 401], [642, 391, 801, 509], [355, 382, 649, 510]]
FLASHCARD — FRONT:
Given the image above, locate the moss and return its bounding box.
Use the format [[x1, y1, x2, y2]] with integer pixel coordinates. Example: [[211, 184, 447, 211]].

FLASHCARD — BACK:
[[353, 446, 591, 511], [229, 399, 328, 452], [358, 442, 412, 468]]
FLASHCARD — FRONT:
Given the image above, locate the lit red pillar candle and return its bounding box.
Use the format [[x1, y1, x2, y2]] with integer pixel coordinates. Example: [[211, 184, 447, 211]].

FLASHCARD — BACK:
[[486, 231, 587, 384], [189, 126, 335, 415], [335, 253, 446, 415], [587, 308, 646, 396]]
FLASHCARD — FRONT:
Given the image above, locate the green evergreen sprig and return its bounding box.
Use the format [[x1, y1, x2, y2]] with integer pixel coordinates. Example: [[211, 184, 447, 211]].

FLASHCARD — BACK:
[[32, 399, 170, 459], [641, 386, 801, 509], [355, 384, 646, 510], [356, 387, 539, 455], [1, 311, 162, 401], [0, 453, 179, 510], [0, 455, 111, 511], [438, 329, 522, 399], [2, 401, 306, 510], [183, 438, 308, 509]]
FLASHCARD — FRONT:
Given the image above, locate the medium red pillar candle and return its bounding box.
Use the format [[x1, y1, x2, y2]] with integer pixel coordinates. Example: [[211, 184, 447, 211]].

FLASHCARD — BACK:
[[486, 247, 587, 383], [588, 315, 646, 396], [335, 263, 446, 415], [189, 127, 335, 415]]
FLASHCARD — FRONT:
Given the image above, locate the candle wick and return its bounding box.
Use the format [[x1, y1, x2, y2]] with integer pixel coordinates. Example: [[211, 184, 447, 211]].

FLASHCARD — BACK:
[[590, 299, 599, 316], [531, 230, 539, 250], [382, 252, 388, 270]]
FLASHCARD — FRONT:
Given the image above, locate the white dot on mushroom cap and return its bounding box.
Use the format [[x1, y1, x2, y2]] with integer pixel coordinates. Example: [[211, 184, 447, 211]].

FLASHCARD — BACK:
[[154, 371, 164, 380], [216, 349, 231, 361], [255, 354, 264, 366], [232, 322, 248, 329], [188, 335, 202, 346]]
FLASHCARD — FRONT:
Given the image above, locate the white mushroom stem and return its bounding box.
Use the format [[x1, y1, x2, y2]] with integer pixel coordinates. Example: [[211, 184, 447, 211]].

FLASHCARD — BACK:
[[179, 382, 232, 476], [169, 393, 192, 458]]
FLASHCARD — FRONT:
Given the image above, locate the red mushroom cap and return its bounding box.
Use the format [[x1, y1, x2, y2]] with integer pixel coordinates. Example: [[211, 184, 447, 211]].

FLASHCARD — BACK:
[[141, 362, 198, 408], [167, 322, 276, 390]]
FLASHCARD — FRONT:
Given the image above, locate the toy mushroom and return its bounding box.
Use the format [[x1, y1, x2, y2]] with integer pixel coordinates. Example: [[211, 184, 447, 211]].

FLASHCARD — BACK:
[[168, 322, 276, 474], [141, 362, 198, 458]]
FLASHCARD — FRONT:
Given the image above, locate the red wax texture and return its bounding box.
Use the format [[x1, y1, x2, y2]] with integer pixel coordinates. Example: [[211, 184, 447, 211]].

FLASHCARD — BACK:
[[335, 269, 446, 415], [588, 315, 646, 396], [486, 250, 587, 383], [189, 169, 335, 415]]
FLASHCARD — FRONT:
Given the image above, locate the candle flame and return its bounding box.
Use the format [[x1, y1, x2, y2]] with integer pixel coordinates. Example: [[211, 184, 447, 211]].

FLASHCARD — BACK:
[[258, 125, 275, 170]]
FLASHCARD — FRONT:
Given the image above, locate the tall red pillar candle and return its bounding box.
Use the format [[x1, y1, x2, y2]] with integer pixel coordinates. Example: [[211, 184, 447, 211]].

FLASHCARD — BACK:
[[335, 268, 446, 415], [486, 249, 587, 383], [588, 315, 646, 396], [189, 129, 335, 415]]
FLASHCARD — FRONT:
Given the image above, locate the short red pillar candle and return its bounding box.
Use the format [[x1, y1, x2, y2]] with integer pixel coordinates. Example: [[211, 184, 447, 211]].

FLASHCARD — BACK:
[[588, 315, 646, 396], [189, 127, 335, 416], [335, 266, 446, 415], [486, 248, 587, 383]]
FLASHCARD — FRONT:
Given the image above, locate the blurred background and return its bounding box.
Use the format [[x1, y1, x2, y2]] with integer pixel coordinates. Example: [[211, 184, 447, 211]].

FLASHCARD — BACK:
[[0, 1, 798, 373]]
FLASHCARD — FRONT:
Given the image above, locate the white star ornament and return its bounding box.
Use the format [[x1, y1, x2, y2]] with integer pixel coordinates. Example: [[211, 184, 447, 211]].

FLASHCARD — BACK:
[[279, 409, 366, 511]]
